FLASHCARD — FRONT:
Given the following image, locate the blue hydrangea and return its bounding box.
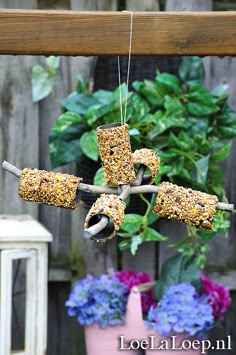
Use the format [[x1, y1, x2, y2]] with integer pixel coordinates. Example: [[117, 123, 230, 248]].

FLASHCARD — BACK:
[[65, 275, 128, 329], [145, 283, 214, 339]]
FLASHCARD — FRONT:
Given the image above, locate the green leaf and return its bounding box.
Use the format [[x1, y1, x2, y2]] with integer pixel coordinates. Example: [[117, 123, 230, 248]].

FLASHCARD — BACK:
[[93, 167, 105, 186], [50, 111, 82, 133], [76, 73, 89, 93], [218, 126, 236, 139], [148, 213, 159, 225], [154, 255, 201, 300], [207, 165, 224, 186], [119, 240, 131, 251], [156, 73, 182, 95], [192, 154, 210, 185], [49, 122, 87, 168], [61, 92, 100, 115], [120, 214, 143, 233], [141, 227, 167, 242], [32, 64, 55, 102], [92, 89, 113, 103], [196, 255, 207, 269], [164, 96, 184, 115], [211, 84, 228, 97], [86, 100, 118, 126], [80, 130, 99, 161], [46, 56, 60, 69], [130, 235, 142, 255], [148, 113, 187, 138], [129, 128, 140, 136], [186, 85, 219, 116], [211, 143, 232, 162], [132, 80, 163, 106], [179, 56, 204, 85]]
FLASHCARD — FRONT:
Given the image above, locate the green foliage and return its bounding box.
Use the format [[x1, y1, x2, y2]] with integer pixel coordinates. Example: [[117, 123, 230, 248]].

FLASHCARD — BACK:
[[154, 254, 201, 300], [117, 195, 167, 255], [48, 56, 236, 261], [32, 56, 60, 102]]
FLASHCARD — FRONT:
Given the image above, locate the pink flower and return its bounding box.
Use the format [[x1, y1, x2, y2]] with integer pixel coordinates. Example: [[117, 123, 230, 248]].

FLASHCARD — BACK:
[[201, 273, 231, 321], [115, 270, 156, 313]]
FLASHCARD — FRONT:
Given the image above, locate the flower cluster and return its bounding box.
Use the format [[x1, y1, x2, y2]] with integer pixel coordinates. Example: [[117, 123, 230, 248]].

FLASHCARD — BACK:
[[65, 274, 128, 328], [114, 270, 156, 313], [201, 273, 231, 321], [146, 283, 214, 339], [65, 269, 231, 336]]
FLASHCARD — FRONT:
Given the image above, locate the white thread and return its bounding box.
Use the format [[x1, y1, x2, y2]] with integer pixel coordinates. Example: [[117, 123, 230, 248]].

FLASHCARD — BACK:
[[118, 11, 134, 125]]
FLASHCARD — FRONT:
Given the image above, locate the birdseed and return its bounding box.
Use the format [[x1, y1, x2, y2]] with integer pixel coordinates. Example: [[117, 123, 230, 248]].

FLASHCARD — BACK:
[[96, 123, 136, 185], [84, 194, 126, 242], [18, 168, 81, 209], [132, 148, 161, 184], [153, 182, 218, 230]]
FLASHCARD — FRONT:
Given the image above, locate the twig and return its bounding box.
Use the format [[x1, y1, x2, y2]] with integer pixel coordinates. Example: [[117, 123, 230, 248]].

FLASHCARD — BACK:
[[2, 161, 234, 212], [2, 160, 22, 177], [84, 185, 131, 239], [83, 216, 108, 239], [119, 184, 131, 200], [217, 202, 234, 211], [79, 182, 116, 195], [132, 164, 146, 186]]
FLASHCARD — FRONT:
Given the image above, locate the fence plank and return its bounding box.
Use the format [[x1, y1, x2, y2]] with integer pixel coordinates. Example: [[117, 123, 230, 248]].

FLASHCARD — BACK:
[[38, 57, 73, 264], [204, 57, 236, 270], [1, 10, 236, 55]]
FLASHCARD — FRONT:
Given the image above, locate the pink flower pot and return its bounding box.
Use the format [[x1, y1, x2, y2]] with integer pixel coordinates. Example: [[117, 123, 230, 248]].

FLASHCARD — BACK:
[[84, 288, 146, 355], [84, 288, 203, 355]]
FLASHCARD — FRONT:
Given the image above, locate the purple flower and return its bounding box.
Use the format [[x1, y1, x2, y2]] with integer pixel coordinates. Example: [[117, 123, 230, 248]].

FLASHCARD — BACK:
[[145, 283, 214, 339], [114, 270, 156, 313], [201, 273, 231, 321]]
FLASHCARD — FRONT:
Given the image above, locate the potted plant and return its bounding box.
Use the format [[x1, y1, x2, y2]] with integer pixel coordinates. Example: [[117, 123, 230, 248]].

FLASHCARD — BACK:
[[49, 56, 236, 266], [65, 256, 231, 355]]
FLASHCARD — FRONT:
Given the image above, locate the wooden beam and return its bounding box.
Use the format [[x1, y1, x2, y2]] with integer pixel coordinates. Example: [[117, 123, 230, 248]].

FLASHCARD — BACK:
[[0, 10, 236, 55]]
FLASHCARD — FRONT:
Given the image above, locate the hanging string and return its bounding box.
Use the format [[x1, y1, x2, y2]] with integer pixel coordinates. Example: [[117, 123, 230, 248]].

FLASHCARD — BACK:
[[118, 11, 134, 125]]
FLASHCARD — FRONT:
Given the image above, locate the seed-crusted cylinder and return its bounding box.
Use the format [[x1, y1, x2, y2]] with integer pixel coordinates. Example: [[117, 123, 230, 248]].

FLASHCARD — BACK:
[[153, 182, 218, 230], [96, 122, 136, 185], [84, 194, 126, 242], [132, 148, 161, 184], [18, 168, 81, 209]]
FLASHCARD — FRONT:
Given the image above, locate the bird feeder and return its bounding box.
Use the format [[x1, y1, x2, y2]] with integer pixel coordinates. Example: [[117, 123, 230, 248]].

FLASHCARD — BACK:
[[96, 123, 136, 185], [153, 182, 218, 230], [18, 168, 81, 210], [84, 194, 126, 242], [132, 148, 161, 185]]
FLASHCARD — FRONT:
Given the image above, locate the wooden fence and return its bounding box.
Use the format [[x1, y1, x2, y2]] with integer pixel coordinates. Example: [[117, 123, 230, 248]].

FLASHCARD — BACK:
[[0, 0, 235, 354]]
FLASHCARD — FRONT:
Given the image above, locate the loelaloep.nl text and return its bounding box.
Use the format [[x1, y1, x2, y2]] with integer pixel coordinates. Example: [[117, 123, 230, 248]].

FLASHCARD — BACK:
[[119, 335, 232, 354]]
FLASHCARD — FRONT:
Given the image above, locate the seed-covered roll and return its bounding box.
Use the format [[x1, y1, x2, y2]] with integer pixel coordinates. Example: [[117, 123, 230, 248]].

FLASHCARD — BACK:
[[153, 182, 218, 230], [96, 122, 135, 185], [84, 194, 126, 242], [132, 148, 161, 184], [19, 168, 81, 209]]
